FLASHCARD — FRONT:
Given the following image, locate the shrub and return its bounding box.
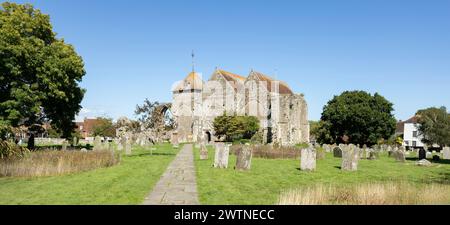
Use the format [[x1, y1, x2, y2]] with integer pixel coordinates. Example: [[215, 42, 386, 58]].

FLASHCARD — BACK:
[[0, 140, 30, 159], [213, 114, 260, 142]]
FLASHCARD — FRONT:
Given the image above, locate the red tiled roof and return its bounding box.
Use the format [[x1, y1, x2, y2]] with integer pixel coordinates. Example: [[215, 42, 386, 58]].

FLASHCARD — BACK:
[[249, 70, 294, 94]]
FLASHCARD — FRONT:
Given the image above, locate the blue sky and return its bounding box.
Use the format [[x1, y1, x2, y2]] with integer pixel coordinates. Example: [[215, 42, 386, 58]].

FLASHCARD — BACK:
[[5, 0, 450, 121]]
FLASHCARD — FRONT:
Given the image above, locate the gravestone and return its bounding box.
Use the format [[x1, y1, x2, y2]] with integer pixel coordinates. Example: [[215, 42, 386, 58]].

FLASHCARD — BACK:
[[213, 143, 229, 169], [301, 147, 316, 171], [73, 137, 78, 147], [418, 149, 426, 160], [81, 148, 88, 152], [426, 152, 433, 159], [443, 147, 450, 160], [416, 159, 432, 167], [172, 132, 179, 149], [235, 145, 253, 171], [333, 146, 343, 158], [394, 149, 406, 163], [125, 137, 132, 155], [432, 155, 440, 162], [368, 150, 378, 160], [200, 144, 208, 160], [93, 136, 102, 151], [341, 145, 359, 171], [62, 140, 68, 151]]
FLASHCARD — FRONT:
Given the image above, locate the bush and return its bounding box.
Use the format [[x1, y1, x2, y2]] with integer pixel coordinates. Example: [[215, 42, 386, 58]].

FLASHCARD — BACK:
[[0, 140, 30, 159], [213, 114, 260, 142]]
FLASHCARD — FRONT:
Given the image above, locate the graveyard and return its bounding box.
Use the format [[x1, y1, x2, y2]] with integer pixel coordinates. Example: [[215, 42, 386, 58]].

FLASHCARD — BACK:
[[0, 143, 180, 205], [194, 144, 450, 205]]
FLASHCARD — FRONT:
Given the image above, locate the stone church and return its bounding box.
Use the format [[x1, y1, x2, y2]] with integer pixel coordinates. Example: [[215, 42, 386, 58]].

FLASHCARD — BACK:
[[171, 68, 309, 146]]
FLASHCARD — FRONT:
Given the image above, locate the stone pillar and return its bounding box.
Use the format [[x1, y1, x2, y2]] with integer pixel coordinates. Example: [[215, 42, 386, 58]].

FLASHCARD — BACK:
[[300, 147, 316, 171]]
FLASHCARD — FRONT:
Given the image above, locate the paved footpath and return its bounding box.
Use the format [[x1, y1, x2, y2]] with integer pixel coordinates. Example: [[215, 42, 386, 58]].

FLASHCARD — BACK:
[[143, 144, 199, 205]]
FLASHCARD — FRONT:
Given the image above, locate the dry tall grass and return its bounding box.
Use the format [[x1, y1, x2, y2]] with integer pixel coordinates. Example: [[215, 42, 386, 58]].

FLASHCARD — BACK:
[[0, 150, 121, 177], [278, 182, 450, 205]]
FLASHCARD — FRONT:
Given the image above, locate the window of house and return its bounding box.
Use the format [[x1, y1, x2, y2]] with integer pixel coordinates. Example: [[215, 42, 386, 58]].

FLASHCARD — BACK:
[[405, 141, 409, 146], [413, 131, 418, 138], [412, 141, 417, 147]]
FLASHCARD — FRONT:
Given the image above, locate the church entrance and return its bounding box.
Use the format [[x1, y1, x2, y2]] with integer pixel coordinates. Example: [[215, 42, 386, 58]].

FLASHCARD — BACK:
[[205, 131, 212, 143]]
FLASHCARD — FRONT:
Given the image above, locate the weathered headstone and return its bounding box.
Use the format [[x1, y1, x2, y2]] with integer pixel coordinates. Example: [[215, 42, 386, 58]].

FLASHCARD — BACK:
[[200, 144, 208, 160], [125, 137, 132, 155], [62, 140, 68, 151], [93, 136, 102, 151], [301, 147, 316, 171], [333, 146, 343, 158], [443, 147, 450, 160], [341, 145, 359, 171], [235, 145, 253, 171], [172, 132, 179, 149], [426, 152, 433, 159], [394, 149, 406, 163], [213, 143, 229, 168], [368, 150, 378, 160], [432, 155, 440, 162], [418, 149, 426, 160], [81, 148, 88, 152], [73, 137, 78, 147]]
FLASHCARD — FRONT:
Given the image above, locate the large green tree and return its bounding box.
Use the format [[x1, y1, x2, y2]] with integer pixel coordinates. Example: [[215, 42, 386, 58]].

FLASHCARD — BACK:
[[416, 107, 450, 147], [0, 3, 85, 140], [318, 91, 396, 146], [92, 117, 116, 138]]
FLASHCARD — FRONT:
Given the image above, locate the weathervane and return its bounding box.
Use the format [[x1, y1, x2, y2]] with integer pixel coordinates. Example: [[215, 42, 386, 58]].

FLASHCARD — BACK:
[[191, 50, 195, 73]]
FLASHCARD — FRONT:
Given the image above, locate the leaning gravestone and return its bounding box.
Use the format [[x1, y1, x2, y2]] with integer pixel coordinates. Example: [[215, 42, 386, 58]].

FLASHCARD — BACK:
[[443, 147, 450, 160], [200, 144, 208, 160], [301, 147, 316, 171], [333, 146, 343, 158], [416, 159, 432, 167], [418, 149, 426, 160], [235, 145, 253, 171], [213, 143, 229, 169], [341, 145, 359, 171]]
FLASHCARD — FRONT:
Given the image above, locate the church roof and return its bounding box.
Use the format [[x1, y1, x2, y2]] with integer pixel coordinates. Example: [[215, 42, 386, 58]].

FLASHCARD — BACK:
[[249, 70, 293, 95], [173, 72, 203, 92], [216, 69, 246, 82]]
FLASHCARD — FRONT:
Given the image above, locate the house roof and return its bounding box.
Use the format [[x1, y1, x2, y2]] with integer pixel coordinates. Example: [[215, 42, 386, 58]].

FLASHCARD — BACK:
[[249, 70, 294, 95], [396, 115, 420, 133]]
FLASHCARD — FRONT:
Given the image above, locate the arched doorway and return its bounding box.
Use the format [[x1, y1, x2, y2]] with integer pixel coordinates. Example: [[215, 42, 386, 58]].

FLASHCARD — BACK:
[[205, 131, 212, 143]]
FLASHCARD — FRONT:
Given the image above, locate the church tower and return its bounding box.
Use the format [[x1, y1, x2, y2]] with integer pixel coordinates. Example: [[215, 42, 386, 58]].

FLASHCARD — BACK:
[[171, 52, 203, 142]]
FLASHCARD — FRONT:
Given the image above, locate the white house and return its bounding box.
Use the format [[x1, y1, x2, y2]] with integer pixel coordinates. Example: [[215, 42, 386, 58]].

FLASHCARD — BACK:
[[396, 116, 425, 148]]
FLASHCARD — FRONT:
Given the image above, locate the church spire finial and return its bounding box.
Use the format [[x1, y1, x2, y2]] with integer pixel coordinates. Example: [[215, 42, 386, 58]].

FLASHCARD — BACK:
[[191, 50, 195, 73]]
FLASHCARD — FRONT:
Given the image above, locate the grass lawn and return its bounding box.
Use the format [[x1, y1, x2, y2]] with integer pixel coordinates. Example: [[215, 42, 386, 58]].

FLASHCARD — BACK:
[[194, 147, 450, 205], [0, 143, 179, 205]]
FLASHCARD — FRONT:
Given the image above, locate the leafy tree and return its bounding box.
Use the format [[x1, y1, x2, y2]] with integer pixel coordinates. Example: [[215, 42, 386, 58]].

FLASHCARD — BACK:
[[416, 106, 450, 147], [0, 3, 86, 143], [92, 117, 116, 137], [213, 113, 260, 142], [135, 99, 174, 131], [318, 91, 396, 146]]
